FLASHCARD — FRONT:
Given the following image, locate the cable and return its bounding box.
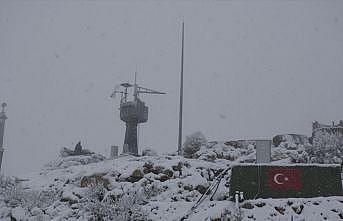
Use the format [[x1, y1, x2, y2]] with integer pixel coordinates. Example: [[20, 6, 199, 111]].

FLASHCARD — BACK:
[[193, 168, 230, 208], [176, 167, 230, 221], [209, 179, 221, 201]]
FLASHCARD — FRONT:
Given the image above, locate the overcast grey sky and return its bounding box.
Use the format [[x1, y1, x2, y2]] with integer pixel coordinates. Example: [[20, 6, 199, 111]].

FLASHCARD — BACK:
[[1, 1, 343, 175]]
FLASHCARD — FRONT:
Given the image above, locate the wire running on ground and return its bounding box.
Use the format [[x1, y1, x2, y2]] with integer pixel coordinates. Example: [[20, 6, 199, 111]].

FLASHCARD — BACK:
[[177, 167, 231, 221]]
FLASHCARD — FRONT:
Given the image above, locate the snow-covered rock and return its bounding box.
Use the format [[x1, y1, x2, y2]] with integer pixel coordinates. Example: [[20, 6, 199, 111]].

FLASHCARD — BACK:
[[194, 141, 255, 163], [142, 148, 158, 156], [44, 153, 106, 170], [272, 134, 310, 147], [12, 207, 28, 220]]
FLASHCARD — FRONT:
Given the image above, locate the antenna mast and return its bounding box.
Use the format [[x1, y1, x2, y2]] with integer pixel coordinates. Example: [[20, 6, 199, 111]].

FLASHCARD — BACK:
[[178, 22, 184, 155], [134, 71, 138, 101], [0, 102, 8, 173]]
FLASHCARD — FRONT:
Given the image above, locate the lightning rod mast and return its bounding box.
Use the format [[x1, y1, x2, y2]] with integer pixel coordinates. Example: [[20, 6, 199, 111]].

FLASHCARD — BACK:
[[178, 22, 185, 155], [0, 103, 8, 173]]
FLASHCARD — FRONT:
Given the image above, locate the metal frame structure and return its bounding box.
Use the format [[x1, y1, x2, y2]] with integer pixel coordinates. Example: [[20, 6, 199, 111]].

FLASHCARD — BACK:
[[111, 73, 165, 156]]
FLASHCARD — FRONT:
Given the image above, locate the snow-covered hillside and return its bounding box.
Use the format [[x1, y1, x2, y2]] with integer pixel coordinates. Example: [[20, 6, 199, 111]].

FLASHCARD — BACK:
[[0, 141, 343, 221]]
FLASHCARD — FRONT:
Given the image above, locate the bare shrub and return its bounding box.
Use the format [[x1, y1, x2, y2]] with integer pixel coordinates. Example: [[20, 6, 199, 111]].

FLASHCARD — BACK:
[[1, 176, 59, 210], [83, 184, 149, 221], [183, 132, 207, 158]]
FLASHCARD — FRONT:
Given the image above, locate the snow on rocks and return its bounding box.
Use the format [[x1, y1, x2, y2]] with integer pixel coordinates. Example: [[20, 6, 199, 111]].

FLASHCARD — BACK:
[[146, 201, 235, 221], [11, 207, 28, 220], [193, 141, 256, 163], [239, 197, 343, 221], [142, 148, 158, 156], [44, 153, 106, 170], [0, 142, 342, 220]]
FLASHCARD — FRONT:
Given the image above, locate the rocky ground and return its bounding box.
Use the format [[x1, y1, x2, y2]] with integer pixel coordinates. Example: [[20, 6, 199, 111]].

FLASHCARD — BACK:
[[0, 141, 342, 220]]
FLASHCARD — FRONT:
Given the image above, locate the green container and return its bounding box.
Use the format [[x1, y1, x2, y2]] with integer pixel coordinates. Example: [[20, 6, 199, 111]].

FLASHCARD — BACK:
[[229, 164, 342, 200]]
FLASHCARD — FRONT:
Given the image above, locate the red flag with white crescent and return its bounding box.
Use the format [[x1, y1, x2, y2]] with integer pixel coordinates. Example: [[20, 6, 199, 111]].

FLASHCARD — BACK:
[[268, 168, 302, 190]]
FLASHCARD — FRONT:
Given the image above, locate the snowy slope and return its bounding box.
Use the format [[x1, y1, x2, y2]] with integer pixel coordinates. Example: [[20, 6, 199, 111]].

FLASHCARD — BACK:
[[0, 142, 342, 221]]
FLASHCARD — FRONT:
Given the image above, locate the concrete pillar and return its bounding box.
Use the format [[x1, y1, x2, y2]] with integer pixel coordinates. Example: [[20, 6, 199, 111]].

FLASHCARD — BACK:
[[0, 103, 8, 173]]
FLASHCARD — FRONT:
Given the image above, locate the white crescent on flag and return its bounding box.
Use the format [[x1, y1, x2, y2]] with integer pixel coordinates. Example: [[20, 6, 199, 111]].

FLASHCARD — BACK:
[[274, 173, 287, 185], [268, 168, 301, 190]]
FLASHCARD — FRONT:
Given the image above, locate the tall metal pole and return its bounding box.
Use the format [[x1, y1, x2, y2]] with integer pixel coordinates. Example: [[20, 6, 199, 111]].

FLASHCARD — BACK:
[[178, 22, 184, 155], [0, 103, 8, 173], [134, 71, 138, 101]]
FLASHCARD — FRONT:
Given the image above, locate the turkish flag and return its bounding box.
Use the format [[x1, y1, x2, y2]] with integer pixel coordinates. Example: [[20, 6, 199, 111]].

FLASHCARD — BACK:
[[268, 168, 302, 191]]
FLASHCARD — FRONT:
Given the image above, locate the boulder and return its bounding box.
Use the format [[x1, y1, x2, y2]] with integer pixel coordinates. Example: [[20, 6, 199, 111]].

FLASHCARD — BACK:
[[152, 166, 164, 175], [143, 162, 154, 174], [142, 149, 158, 156], [157, 175, 170, 182], [126, 169, 144, 183], [163, 169, 174, 178], [195, 184, 208, 195], [80, 173, 110, 189]]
